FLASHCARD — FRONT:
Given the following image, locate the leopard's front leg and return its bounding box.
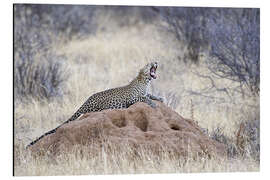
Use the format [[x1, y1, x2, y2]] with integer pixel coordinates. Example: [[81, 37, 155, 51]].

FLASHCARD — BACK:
[[147, 94, 163, 102], [126, 96, 157, 108], [141, 96, 157, 108]]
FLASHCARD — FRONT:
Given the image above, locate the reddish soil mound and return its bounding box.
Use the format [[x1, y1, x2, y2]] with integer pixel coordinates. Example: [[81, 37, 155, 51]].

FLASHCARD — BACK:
[[29, 101, 226, 158]]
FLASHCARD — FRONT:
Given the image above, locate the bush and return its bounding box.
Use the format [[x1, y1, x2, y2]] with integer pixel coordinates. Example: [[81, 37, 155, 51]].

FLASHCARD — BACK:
[[14, 53, 68, 100], [210, 117, 260, 161], [14, 4, 72, 100], [157, 7, 260, 94], [236, 118, 260, 161], [207, 8, 260, 94], [210, 127, 238, 158], [14, 4, 96, 38], [155, 7, 210, 63], [14, 4, 97, 100]]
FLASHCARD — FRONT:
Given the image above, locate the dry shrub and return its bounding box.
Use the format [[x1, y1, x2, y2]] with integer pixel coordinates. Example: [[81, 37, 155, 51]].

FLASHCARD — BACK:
[[14, 53, 69, 100], [210, 116, 259, 161], [210, 127, 238, 158], [14, 4, 71, 100], [236, 118, 260, 161]]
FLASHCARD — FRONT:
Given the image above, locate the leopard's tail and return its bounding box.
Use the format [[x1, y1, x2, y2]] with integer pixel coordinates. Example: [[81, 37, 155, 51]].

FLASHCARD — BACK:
[[26, 110, 82, 148], [26, 126, 60, 148]]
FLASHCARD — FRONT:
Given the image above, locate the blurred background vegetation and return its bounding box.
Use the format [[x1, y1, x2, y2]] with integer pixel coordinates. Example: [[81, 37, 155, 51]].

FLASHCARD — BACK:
[[14, 4, 260, 175], [14, 5, 259, 100]]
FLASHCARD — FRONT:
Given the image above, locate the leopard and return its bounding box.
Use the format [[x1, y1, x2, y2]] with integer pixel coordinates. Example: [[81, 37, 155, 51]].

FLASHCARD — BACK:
[[27, 62, 163, 148]]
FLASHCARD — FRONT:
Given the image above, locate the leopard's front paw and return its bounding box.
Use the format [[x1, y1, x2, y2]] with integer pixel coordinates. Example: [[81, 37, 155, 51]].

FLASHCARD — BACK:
[[157, 97, 164, 102], [150, 102, 157, 108]]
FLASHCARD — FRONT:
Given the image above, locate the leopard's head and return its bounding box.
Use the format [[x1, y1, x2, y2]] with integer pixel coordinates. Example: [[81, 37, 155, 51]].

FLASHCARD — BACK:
[[137, 62, 158, 84]]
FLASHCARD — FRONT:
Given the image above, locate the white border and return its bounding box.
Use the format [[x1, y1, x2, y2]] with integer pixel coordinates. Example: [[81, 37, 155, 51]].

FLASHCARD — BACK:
[[2, 0, 270, 179]]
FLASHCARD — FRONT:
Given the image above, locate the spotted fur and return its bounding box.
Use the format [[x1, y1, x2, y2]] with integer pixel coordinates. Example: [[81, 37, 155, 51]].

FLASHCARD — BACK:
[[27, 62, 163, 147]]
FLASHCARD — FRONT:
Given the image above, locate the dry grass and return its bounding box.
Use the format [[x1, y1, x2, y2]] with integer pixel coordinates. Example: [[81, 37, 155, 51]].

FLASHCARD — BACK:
[[14, 140, 259, 176], [14, 11, 259, 176]]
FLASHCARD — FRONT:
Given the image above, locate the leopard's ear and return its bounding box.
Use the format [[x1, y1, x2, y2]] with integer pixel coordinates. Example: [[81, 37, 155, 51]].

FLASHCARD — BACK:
[[139, 63, 148, 74]]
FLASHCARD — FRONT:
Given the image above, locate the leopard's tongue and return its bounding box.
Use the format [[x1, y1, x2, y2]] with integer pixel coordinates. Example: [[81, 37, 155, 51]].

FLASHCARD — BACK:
[[150, 68, 157, 79]]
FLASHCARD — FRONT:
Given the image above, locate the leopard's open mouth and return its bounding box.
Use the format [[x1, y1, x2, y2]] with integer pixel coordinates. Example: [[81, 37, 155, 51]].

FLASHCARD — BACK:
[[150, 62, 157, 79]]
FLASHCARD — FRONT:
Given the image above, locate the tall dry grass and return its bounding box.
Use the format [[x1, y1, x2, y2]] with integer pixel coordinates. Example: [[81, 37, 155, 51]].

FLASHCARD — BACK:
[[14, 139, 259, 176], [14, 9, 259, 176]]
